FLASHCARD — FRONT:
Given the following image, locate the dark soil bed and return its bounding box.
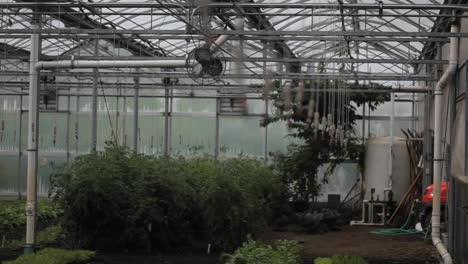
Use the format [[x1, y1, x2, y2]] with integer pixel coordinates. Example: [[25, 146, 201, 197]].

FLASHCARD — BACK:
[[0, 226, 440, 264], [263, 225, 440, 264]]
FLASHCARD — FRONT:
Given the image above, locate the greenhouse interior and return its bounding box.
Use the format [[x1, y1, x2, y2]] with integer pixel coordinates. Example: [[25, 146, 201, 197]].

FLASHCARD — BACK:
[[0, 1, 468, 264]]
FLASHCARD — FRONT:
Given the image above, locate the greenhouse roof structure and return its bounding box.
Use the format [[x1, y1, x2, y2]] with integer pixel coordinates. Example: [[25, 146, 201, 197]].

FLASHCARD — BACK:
[[0, 0, 467, 89]]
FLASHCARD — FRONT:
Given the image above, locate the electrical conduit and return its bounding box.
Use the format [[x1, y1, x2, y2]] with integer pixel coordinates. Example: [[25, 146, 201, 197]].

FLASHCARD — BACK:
[[432, 22, 459, 264]]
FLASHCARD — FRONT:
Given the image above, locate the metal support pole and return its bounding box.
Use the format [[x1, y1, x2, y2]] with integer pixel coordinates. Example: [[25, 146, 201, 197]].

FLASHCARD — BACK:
[[423, 92, 432, 189], [215, 93, 220, 158], [264, 98, 268, 161], [262, 40, 268, 162], [75, 86, 80, 154], [362, 103, 366, 142], [17, 94, 23, 199], [25, 14, 40, 254], [91, 40, 98, 152], [387, 93, 395, 192], [122, 86, 127, 146], [164, 88, 169, 154], [133, 73, 139, 152], [66, 94, 70, 164], [115, 88, 119, 144]]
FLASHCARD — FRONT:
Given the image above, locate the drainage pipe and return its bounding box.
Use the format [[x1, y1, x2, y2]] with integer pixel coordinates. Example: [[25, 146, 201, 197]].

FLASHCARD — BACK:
[[432, 23, 459, 264]]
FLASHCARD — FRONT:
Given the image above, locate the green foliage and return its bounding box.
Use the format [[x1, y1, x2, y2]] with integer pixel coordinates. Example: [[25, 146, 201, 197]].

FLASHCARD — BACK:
[[331, 254, 368, 264], [3, 248, 95, 264], [50, 144, 283, 251], [0, 200, 62, 234], [314, 255, 368, 264], [261, 79, 384, 202], [222, 237, 302, 264], [5, 225, 65, 250], [314, 257, 333, 264]]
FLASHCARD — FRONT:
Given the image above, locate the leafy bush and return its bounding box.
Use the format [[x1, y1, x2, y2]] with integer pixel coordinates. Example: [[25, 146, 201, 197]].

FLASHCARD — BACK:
[[222, 237, 302, 264], [331, 254, 367, 264], [314, 255, 368, 264], [314, 257, 333, 264], [3, 248, 94, 264], [50, 144, 284, 251], [0, 200, 62, 234]]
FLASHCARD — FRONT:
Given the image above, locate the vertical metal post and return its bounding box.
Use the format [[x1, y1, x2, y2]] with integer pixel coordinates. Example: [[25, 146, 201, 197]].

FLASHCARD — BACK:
[[133, 73, 139, 152], [115, 88, 119, 144], [91, 40, 98, 152], [215, 92, 220, 158], [65, 94, 70, 164], [169, 88, 173, 154], [362, 103, 365, 142], [423, 92, 432, 190], [388, 93, 395, 191], [25, 14, 40, 254], [17, 94, 23, 199], [447, 69, 457, 253], [122, 86, 127, 146], [264, 99, 268, 161], [75, 85, 80, 155], [164, 88, 169, 155], [263, 40, 268, 162]]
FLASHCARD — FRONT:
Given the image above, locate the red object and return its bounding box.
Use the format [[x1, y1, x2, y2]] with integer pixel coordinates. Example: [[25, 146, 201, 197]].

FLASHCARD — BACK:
[[423, 182, 449, 203]]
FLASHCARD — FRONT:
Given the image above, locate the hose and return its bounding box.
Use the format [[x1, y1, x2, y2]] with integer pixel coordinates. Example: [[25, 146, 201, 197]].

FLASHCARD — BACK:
[[370, 201, 423, 235]]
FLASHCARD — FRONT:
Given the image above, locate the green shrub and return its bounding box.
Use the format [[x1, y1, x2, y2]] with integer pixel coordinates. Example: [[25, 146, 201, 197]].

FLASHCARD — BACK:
[[314, 257, 333, 264], [222, 237, 302, 264], [331, 254, 367, 264], [50, 144, 284, 251], [3, 248, 95, 264], [314, 255, 368, 264]]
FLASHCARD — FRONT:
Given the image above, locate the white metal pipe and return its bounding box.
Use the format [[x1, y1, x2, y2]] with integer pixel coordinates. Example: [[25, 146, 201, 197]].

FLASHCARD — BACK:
[[391, 85, 430, 91], [25, 18, 40, 254], [432, 23, 458, 264], [209, 17, 245, 54], [35, 59, 189, 69]]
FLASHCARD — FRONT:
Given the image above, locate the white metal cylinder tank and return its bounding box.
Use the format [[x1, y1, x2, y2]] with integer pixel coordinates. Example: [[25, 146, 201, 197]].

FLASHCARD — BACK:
[[363, 136, 410, 202]]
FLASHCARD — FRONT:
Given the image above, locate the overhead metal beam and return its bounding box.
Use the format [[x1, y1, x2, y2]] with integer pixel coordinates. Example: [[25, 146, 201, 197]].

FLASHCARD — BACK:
[[419, 0, 468, 61], [15, 0, 167, 57], [239, 0, 300, 73], [3, 2, 468, 11], [3, 29, 468, 37], [0, 34, 450, 43]]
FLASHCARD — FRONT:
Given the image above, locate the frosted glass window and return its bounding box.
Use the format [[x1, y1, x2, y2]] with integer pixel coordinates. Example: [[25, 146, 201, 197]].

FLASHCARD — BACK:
[[39, 113, 68, 152], [173, 98, 216, 113], [267, 120, 302, 154], [220, 117, 264, 157], [139, 116, 165, 155], [171, 116, 215, 155], [0, 112, 20, 151]]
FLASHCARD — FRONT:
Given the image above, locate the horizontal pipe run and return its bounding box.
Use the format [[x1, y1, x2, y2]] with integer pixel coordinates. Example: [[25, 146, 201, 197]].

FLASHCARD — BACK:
[[25, 56, 450, 65], [0, 71, 438, 81], [35, 60, 191, 69]]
